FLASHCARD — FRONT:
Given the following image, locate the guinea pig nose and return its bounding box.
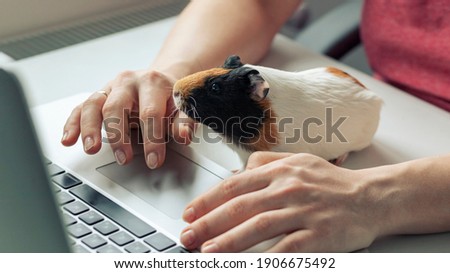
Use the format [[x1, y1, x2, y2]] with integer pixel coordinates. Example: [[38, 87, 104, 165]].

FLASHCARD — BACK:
[[173, 91, 180, 97]]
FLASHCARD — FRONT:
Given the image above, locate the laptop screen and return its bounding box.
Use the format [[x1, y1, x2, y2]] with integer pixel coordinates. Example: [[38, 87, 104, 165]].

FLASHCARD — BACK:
[[0, 69, 70, 252]]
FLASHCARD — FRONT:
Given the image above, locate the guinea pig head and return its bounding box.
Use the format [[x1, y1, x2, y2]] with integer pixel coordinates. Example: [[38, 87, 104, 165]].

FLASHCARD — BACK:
[[173, 55, 274, 150]]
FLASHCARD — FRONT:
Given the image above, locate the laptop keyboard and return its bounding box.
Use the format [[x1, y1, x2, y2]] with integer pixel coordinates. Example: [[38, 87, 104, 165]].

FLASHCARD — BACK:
[[47, 161, 189, 253]]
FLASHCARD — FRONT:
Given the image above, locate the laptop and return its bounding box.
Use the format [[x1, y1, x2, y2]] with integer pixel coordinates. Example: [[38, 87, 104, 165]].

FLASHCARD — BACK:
[[0, 68, 233, 253]]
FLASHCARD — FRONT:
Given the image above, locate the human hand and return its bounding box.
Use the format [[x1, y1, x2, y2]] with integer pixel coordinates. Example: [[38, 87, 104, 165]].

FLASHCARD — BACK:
[[180, 152, 381, 252], [61, 69, 195, 168]]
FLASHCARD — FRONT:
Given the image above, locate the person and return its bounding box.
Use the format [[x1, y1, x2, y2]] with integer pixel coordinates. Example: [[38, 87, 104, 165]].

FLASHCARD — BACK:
[[61, 0, 450, 252]]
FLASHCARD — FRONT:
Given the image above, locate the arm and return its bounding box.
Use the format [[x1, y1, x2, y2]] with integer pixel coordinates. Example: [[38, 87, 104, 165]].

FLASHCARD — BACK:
[[181, 152, 450, 252], [61, 0, 302, 168], [365, 154, 450, 236], [153, 0, 303, 78]]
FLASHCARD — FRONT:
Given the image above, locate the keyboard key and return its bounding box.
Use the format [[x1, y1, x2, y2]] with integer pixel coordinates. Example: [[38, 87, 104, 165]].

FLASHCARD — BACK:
[[72, 244, 90, 253], [70, 184, 156, 237], [94, 221, 119, 235], [165, 246, 190, 253], [125, 242, 151, 253], [47, 164, 65, 176], [79, 211, 104, 225], [97, 244, 122, 253], [67, 223, 91, 238], [144, 233, 176, 252], [62, 213, 77, 226], [82, 234, 107, 249], [109, 231, 134, 246], [52, 173, 82, 189], [55, 192, 75, 205], [64, 201, 89, 215]]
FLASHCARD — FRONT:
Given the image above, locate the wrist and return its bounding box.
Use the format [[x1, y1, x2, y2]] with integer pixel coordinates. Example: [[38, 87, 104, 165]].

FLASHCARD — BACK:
[[355, 163, 409, 238]]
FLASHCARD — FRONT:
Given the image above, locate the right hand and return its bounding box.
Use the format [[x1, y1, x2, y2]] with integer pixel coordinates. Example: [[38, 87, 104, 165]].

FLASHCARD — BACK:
[[61, 69, 195, 168]]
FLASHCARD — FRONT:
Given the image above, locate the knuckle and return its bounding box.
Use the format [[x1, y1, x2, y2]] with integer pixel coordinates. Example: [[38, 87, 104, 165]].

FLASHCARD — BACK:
[[82, 97, 100, 109], [113, 70, 137, 87], [265, 161, 290, 177], [254, 214, 272, 233], [116, 70, 136, 81], [73, 104, 82, 113], [140, 105, 162, 119], [226, 200, 245, 218], [215, 234, 235, 250], [139, 70, 162, 85], [221, 178, 238, 198], [191, 198, 207, 217], [285, 238, 304, 252], [270, 178, 305, 204], [145, 70, 163, 80], [276, 181, 299, 196], [196, 219, 211, 238], [140, 70, 173, 89]]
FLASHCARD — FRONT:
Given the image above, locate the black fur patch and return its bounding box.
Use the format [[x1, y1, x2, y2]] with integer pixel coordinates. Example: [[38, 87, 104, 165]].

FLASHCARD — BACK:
[[222, 55, 244, 69], [182, 66, 267, 150]]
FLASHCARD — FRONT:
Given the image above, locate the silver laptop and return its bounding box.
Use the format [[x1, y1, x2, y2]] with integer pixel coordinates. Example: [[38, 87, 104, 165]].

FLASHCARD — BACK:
[[0, 68, 232, 253], [3, 65, 450, 253]]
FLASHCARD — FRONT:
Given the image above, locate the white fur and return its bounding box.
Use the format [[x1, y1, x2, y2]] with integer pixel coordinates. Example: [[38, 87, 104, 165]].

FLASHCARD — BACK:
[[245, 64, 383, 160]]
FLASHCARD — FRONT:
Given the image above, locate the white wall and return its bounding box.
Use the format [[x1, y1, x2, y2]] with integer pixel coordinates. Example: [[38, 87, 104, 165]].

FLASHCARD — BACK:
[[0, 0, 145, 40]]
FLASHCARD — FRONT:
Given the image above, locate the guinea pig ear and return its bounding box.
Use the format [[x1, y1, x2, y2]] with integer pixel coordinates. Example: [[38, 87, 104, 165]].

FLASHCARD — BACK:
[[248, 72, 270, 102], [222, 55, 244, 69]]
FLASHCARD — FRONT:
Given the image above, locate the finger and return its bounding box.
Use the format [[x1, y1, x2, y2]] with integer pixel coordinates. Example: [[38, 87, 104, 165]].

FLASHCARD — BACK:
[[267, 229, 315, 253], [80, 92, 108, 154], [180, 189, 280, 250], [102, 86, 136, 165], [62, 104, 82, 146], [246, 151, 294, 170], [138, 71, 172, 169], [182, 169, 271, 223], [170, 111, 196, 145], [200, 208, 300, 253]]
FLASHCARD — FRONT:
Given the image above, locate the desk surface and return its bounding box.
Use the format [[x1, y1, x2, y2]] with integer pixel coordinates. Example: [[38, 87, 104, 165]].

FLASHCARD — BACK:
[[4, 17, 450, 252]]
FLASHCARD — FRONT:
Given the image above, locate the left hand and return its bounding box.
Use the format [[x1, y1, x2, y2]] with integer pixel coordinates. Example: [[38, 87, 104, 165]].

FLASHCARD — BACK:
[[180, 152, 381, 252]]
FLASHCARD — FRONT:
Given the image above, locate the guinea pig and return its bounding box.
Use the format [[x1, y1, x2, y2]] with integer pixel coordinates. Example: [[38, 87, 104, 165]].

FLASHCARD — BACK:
[[173, 55, 383, 163]]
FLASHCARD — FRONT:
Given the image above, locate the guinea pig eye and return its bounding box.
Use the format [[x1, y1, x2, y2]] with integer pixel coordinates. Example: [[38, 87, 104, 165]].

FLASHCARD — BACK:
[[211, 83, 220, 92]]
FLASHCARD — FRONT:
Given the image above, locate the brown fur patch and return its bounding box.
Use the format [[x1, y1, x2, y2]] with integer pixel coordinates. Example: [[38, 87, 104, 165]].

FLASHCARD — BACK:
[[174, 68, 231, 96], [245, 106, 279, 151], [326, 67, 365, 88]]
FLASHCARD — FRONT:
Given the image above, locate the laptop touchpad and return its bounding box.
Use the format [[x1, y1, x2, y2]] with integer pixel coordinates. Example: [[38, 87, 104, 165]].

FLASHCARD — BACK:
[[96, 147, 224, 219]]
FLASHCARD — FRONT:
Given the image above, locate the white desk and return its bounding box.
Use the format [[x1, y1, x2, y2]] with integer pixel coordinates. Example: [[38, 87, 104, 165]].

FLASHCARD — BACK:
[[5, 17, 450, 252]]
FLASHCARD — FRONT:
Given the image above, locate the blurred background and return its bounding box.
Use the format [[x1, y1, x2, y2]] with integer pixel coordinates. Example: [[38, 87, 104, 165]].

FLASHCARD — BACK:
[[0, 0, 368, 72]]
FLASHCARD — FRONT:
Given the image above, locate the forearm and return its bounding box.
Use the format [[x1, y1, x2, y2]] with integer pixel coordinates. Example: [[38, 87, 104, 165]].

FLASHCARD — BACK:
[[151, 0, 301, 79], [363, 154, 450, 237]]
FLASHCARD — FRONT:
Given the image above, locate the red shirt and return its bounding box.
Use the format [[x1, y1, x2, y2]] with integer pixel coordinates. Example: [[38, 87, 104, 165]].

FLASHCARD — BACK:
[[361, 0, 450, 111]]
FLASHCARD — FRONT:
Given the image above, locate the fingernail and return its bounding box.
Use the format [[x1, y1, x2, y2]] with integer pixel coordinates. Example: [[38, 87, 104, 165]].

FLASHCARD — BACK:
[[84, 136, 94, 151], [202, 242, 218, 253], [181, 229, 196, 247], [146, 152, 158, 169], [114, 149, 126, 165], [61, 131, 68, 142], [183, 207, 195, 223]]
